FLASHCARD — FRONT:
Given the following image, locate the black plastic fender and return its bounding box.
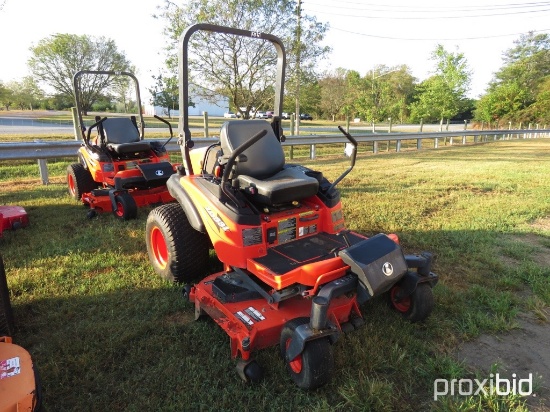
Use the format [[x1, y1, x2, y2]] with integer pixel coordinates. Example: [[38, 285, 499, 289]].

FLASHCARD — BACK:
[[166, 174, 206, 233], [393, 271, 420, 300], [393, 268, 439, 300], [285, 275, 358, 361], [284, 322, 339, 363]]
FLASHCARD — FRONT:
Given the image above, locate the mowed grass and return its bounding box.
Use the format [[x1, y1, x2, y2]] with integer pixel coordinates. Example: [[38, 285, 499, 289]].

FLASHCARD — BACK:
[[1, 139, 549, 411]]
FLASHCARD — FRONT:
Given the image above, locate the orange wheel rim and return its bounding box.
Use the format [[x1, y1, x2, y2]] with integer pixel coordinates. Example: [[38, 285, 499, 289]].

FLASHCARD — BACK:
[[286, 339, 303, 373], [391, 286, 411, 313], [68, 174, 75, 195], [115, 201, 124, 217], [150, 227, 168, 269]]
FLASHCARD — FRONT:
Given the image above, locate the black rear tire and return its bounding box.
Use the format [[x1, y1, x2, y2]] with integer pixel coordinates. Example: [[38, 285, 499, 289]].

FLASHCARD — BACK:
[[388, 283, 434, 323], [280, 317, 334, 389], [145, 203, 209, 283], [0, 255, 15, 337], [67, 163, 96, 201], [112, 192, 138, 220]]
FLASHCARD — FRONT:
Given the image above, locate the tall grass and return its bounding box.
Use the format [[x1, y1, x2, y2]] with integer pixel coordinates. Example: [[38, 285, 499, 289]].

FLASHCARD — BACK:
[[1, 139, 549, 411]]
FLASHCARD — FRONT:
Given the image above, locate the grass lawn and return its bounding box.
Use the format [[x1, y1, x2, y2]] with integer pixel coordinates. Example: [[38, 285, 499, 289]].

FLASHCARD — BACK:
[[1, 138, 549, 411]]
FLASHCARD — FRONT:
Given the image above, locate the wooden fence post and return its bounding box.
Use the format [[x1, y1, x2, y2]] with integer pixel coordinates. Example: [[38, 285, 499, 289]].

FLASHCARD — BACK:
[[289, 114, 295, 159], [71, 107, 81, 141], [203, 111, 209, 138], [417, 118, 423, 150]]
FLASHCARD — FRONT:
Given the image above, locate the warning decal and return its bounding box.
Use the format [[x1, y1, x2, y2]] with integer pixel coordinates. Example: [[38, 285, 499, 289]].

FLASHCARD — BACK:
[[236, 311, 254, 326], [278, 218, 296, 243], [245, 307, 265, 322], [0, 356, 21, 380]]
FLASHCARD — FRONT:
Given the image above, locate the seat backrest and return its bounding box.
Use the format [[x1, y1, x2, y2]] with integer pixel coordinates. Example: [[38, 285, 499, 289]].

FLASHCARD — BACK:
[[101, 118, 140, 144], [220, 120, 284, 179]]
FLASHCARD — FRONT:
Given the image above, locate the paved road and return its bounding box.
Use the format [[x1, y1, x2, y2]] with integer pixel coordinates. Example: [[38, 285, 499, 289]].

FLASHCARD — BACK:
[[0, 115, 468, 136]]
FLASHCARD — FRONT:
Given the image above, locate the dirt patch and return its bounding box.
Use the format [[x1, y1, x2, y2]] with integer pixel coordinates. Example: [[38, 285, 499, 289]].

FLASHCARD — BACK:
[[455, 311, 550, 410], [513, 233, 550, 268], [522, 233, 550, 267], [531, 217, 550, 232], [500, 233, 550, 269]]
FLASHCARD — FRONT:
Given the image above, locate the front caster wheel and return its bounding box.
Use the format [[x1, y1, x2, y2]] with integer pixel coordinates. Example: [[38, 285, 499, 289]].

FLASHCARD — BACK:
[[389, 282, 434, 323], [236, 359, 263, 384], [112, 192, 138, 220], [182, 284, 192, 301], [280, 317, 333, 389]]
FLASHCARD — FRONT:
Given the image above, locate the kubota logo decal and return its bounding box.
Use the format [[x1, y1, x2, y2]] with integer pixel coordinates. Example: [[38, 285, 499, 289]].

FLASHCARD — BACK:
[[205, 207, 229, 232], [382, 262, 394, 277]]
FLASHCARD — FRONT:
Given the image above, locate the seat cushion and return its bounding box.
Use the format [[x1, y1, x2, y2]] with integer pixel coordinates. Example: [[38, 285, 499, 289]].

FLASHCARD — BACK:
[[107, 141, 151, 155], [237, 166, 319, 205], [220, 120, 284, 179]]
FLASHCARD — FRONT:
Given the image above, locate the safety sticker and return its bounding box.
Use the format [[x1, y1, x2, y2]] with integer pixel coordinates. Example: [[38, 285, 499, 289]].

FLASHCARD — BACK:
[[236, 311, 254, 326], [278, 217, 296, 243], [0, 356, 21, 380], [245, 307, 265, 322]]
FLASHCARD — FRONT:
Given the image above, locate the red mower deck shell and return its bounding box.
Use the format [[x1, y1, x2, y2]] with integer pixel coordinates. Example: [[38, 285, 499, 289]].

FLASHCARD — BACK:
[[0, 206, 29, 237], [190, 272, 362, 360]]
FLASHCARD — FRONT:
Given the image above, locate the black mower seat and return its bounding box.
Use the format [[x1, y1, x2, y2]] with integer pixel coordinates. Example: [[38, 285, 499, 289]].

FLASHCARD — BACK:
[[102, 117, 151, 155], [220, 120, 319, 205]]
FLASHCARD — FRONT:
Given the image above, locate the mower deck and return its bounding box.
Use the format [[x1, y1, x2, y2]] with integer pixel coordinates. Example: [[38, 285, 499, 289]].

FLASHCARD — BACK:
[[190, 269, 361, 360], [82, 185, 175, 214]]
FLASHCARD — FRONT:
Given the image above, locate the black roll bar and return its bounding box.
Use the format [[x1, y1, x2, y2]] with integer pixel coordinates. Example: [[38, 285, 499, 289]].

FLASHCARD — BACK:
[[178, 23, 287, 175]]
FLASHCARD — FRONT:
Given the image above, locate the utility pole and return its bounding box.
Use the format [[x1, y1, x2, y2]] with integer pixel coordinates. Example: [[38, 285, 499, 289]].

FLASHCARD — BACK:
[[294, 0, 302, 136]]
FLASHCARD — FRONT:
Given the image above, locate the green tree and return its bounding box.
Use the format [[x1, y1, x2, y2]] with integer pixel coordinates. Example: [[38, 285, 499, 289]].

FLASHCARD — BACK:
[[154, 0, 329, 119], [366, 65, 416, 123], [149, 73, 179, 118], [111, 69, 138, 113], [475, 82, 527, 124], [347, 65, 416, 123], [7, 77, 44, 110], [475, 32, 550, 124], [28, 34, 132, 114], [410, 45, 471, 125], [0, 81, 7, 108], [524, 77, 550, 122], [0, 81, 14, 110], [297, 79, 321, 116], [341, 70, 363, 120], [318, 68, 349, 121]]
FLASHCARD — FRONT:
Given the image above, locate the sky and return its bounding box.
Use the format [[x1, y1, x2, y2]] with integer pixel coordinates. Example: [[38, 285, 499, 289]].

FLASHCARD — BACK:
[[1, 0, 549, 101]]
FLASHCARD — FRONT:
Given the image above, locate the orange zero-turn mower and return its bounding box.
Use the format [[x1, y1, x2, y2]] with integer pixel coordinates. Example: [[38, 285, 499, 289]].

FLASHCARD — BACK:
[[145, 24, 439, 389], [0, 255, 42, 411], [67, 70, 178, 220]]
